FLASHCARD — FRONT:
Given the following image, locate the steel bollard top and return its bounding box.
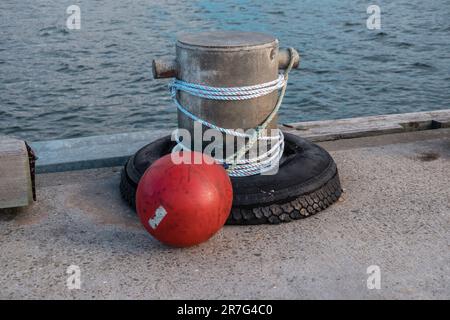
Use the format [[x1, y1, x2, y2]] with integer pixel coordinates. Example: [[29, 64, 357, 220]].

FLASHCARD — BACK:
[[152, 31, 299, 79]]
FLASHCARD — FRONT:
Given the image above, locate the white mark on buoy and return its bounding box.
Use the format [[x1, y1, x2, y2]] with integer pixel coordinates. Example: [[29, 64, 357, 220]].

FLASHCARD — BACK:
[[148, 206, 168, 229]]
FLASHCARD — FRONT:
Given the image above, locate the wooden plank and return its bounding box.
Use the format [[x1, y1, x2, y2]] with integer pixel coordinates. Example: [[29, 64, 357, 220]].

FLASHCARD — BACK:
[[0, 136, 33, 208], [28, 109, 450, 173], [282, 109, 450, 142], [30, 129, 170, 173]]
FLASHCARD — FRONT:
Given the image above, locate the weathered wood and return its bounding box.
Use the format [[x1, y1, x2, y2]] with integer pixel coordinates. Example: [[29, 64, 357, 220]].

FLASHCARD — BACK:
[[31, 129, 170, 173], [28, 109, 450, 173], [0, 136, 33, 208], [282, 110, 450, 142]]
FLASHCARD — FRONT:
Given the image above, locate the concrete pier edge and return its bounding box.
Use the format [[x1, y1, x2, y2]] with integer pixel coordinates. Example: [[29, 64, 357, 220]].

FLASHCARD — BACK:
[[29, 110, 450, 173], [1, 111, 449, 299]]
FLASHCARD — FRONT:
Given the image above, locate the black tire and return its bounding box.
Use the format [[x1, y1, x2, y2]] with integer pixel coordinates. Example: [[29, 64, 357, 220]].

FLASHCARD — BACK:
[[227, 171, 341, 225], [120, 132, 342, 225]]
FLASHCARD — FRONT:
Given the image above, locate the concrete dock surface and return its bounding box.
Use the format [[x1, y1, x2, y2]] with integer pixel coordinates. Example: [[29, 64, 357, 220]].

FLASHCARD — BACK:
[[1, 128, 449, 299]]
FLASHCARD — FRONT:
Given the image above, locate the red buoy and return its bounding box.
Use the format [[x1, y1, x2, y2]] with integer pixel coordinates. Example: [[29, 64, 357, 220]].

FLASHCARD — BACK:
[[136, 151, 233, 247]]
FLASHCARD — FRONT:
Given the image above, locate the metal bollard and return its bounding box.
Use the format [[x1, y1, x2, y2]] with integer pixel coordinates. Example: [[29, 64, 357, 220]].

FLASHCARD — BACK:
[[121, 31, 342, 225], [152, 31, 299, 152]]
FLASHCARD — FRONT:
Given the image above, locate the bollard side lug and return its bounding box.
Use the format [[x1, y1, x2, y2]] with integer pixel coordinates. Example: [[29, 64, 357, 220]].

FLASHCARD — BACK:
[[152, 58, 177, 79], [278, 48, 300, 69]]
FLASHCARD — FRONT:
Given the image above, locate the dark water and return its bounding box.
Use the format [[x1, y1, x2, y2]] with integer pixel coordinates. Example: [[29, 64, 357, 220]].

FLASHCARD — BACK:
[[1, 0, 449, 141]]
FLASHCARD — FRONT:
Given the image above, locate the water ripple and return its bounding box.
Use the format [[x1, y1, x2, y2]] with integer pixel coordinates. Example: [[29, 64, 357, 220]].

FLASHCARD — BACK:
[[0, 0, 449, 140]]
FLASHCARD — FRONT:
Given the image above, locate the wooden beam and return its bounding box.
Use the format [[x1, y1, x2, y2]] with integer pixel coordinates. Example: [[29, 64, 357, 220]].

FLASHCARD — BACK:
[[281, 109, 450, 142], [0, 136, 33, 209]]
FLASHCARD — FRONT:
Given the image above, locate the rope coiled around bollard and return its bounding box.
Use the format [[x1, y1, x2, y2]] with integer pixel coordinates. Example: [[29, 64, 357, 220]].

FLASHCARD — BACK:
[[168, 48, 299, 177]]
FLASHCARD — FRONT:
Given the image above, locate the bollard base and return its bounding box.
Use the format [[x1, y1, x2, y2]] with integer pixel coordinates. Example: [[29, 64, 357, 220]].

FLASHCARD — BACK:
[[120, 133, 342, 225]]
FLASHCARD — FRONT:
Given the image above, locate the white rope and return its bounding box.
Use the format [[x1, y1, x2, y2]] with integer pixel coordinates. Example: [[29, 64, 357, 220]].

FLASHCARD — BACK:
[[168, 48, 298, 177], [169, 74, 286, 101], [173, 129, 285, 177]]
